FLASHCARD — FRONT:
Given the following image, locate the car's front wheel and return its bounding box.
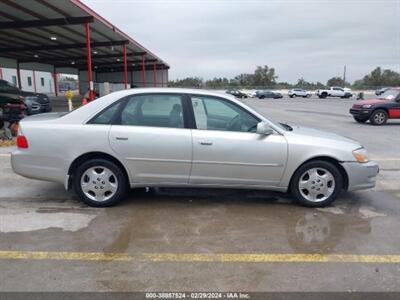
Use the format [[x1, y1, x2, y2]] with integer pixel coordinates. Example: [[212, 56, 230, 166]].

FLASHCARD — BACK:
[[319, 93, 327, 99], [370, 109, 388, 125], [73, 158, 128, 207], [290, 160, 343, 207]]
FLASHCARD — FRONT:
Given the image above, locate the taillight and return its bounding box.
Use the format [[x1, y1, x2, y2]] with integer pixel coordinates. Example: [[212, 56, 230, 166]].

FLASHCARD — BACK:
[[17, 135, 29, 149]]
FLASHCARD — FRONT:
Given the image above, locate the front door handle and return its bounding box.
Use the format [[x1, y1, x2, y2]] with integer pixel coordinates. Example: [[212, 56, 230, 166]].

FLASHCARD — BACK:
[[199, 141, 213, 146], [116, 137, 128, 141]]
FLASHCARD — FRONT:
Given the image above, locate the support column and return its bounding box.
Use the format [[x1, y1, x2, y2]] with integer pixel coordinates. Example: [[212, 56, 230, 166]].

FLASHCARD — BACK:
[[153, 63, 157, 87], [123, 44, 128, 89], [16, 61, 22, 89], [161, 67, 164, 87], [53, 68, 58, 96], [85, 22, 94, 100], [32, 70, 37, 93], [0, 68, 3, 80], [141, 54, 146, 87]]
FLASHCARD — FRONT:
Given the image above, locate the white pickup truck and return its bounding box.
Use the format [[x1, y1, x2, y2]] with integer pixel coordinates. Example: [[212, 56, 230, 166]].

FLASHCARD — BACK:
[[316, 87, 353, 99]]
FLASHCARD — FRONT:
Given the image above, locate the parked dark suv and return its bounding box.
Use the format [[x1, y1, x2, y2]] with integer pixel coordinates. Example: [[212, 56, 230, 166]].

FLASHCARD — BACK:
[[0, 79, 51, 115], [255, 90, 283, 99]]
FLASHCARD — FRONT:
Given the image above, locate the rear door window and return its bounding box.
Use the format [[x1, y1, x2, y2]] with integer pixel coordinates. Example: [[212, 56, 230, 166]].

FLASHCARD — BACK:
[[119, 94, 185, 128]]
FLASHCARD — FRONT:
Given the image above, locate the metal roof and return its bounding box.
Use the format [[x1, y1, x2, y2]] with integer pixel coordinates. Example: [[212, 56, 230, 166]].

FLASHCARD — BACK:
[[0, 0, 169, 72]]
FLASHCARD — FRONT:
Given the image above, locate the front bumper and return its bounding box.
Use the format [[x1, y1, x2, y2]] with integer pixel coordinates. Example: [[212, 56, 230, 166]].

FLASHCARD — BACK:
[[349, 108, 372, 119], [29, 103, 52, 114], [341, 161, 379, 191]]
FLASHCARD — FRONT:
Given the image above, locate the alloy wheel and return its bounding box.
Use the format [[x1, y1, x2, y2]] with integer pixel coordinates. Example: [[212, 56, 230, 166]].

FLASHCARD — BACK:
[[298, 168, 335, 202], [80, 166, 118, 202], [374, 112, 386, 124]]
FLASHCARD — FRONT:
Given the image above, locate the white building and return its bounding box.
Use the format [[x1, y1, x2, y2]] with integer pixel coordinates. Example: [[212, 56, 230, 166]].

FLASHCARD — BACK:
[[0, 57, 57, 95]]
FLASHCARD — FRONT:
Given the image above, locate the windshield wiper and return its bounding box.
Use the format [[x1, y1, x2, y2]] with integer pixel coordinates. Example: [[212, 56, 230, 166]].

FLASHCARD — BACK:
[[279, 123, 293, 131]]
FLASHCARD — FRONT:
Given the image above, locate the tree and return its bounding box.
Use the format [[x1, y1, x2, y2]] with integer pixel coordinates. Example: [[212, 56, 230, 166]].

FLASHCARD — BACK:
[[234, 73, 254, 87], [326, 77, 347, 87], [353, 67, 400, 89], [168, 77, 203, 88], [252, 65, 277, 87]]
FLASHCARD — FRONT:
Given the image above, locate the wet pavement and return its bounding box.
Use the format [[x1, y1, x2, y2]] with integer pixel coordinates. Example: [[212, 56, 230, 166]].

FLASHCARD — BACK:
[[0, 97, 399, 292], [0, 183, 400, 291]]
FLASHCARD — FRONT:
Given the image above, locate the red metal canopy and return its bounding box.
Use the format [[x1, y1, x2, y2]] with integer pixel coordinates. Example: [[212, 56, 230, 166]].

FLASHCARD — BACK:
[[0, 0, 169, 98]]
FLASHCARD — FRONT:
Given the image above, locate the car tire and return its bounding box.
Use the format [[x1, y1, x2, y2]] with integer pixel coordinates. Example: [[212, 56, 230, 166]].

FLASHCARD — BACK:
[[354, 117, 367, 123], [370, 109, 388, 125], [73, 158, 128, 207], [292, 94, 296, 98], [290, 160, 343, 207], [259, 96, 265, 99], [320, 93, 327, 99]]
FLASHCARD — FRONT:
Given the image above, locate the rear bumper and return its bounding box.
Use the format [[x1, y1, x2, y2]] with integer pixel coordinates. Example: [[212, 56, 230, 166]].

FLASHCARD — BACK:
[[349, 108, 372, 119], [11, 149, 66, 184], [341, 161, 379, 191]]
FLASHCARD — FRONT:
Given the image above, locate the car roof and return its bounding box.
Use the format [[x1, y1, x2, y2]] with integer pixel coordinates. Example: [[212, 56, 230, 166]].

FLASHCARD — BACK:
[[107, 87, 232, 98]]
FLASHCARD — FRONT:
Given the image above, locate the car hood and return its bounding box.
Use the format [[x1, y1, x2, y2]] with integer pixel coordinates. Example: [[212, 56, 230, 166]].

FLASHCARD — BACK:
[[288, 124, 361, 146], [20, 91, 44, 97], [0, 93, 24, 104], [353, 98, 390, 106]]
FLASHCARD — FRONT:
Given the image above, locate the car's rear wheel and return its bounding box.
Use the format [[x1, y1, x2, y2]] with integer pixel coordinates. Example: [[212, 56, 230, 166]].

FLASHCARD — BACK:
[[370, 109, 388, 125], [290, 160, 343, 207], [319, 93, 327, 99], [354, 117, 368, 123], [73, 158, 128, 207]]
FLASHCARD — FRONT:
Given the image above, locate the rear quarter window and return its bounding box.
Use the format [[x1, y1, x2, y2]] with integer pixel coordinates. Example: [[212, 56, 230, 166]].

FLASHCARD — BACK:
[[88, 101, 122, 125]]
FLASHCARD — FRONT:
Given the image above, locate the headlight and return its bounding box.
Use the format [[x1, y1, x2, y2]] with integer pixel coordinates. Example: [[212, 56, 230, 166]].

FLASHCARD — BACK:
[[362, 104, 372, 108], [352, 148, 369, 163]]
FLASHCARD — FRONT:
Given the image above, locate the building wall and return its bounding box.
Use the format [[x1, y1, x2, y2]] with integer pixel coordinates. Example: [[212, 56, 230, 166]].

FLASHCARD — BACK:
[[0, 67, 18, 86], [94, 69, 168, 89], [0, 67, 54, 94], [0, 57, 56, 94], [2, 56, 169, 96]]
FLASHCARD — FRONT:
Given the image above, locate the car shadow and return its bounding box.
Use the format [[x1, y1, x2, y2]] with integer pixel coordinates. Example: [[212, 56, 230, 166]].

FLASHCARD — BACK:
[[125, 187, 292, 206]]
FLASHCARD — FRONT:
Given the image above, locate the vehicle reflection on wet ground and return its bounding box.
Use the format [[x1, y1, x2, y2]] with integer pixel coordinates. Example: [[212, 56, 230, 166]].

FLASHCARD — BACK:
[[1, 187, 400, 291]]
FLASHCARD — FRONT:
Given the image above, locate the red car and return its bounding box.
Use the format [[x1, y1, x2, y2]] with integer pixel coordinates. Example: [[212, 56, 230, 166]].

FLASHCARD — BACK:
[[350, 88, 400, 125]]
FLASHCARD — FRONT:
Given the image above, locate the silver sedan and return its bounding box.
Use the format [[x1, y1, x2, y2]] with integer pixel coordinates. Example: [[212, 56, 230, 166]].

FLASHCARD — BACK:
[[11, 88, 379, 207]]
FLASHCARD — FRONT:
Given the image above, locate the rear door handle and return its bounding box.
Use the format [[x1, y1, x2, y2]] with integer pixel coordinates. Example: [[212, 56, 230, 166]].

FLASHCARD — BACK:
[[199, 141, 213, 146], [116, 137, 128, 141]]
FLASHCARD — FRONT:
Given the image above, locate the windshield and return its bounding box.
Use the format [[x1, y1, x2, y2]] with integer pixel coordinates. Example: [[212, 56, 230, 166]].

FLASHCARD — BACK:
[[0, 80, 20, 93], [379, 89, 399, 101], [241, 100, 290, 131]]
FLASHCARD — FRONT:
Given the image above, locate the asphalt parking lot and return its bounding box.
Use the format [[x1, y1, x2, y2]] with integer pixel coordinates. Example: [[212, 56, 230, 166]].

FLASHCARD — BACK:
[[0, 95, 399, 292]]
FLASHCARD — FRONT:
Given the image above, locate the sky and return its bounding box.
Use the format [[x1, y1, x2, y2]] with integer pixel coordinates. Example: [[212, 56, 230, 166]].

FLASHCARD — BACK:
[[83, 0, 399, 83]]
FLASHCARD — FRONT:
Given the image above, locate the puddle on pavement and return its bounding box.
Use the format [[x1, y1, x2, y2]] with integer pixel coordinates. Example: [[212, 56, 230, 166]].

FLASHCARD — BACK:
[[0, 188, 396, 255], [0, 207, 98, 233]]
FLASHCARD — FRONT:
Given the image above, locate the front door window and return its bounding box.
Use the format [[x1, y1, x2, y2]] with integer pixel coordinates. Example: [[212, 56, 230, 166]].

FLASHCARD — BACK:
[[191, 96, 259, 132]]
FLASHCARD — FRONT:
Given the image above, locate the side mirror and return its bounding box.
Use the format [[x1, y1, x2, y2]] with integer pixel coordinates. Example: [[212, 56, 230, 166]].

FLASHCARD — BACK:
[[256, 122, 274, 135]]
